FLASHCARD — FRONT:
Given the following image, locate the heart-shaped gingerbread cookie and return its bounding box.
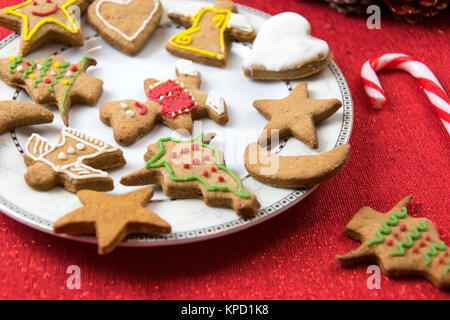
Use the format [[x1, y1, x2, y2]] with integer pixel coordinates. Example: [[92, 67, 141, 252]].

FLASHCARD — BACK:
[[87, 0, 162, 55]]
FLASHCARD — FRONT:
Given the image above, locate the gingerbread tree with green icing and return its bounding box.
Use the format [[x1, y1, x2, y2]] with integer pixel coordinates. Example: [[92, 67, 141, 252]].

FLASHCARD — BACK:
[[336, 195, 450, 289], [0, 55, 103, 126], [121, 133, 260, 216]]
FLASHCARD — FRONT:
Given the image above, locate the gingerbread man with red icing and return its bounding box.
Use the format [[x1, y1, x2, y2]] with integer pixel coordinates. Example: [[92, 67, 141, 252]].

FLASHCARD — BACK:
[[99, 59, 229, 146]]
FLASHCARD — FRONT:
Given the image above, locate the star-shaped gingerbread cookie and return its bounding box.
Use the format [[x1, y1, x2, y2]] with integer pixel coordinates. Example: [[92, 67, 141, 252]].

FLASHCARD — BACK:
[[254, 82, 342, 149], [0, 0, 90, 56], [0, 55, 103, 126], [0, 100, 53, 134], [336, 196, 450, 290], [53, 187, 171, 254], [100, 59, 228, 146]]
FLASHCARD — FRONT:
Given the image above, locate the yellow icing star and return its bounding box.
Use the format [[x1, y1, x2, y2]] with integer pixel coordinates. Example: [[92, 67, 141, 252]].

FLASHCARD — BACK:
[[3, 0, 79, 41]]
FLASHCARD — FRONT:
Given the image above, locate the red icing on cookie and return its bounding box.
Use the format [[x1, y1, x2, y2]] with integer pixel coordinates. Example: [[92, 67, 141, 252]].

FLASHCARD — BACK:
[[31, 3, 58, 17], [147, 80, 197, 120], [134, 101, 148, 115]]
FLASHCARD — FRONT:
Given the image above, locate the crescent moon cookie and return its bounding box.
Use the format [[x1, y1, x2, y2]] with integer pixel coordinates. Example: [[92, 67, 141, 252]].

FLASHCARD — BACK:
[[24, 127, 126, 193], [53, 187, 171, 255], [0, 0, 90, 56], [0, 100, 53, 134], [0, 55, 103, 127], [254, 82, 342, 149], [120, 133, 261, 217], [165, 0, 256, 67], [242, 12, 332, 80], [244, 143, 351, 188], [336, 196, 450, 290], [100, 59, 229, 146], [87, 0, 163, 56]]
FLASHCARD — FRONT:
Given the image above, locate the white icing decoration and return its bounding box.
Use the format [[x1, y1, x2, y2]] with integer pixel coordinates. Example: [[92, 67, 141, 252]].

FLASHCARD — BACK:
[[67, 146, 75, 154], [66, 70, 72, 77], [16, 65, 23, 71], [57, 152, 67, 160], [175, 59, 199, 76], [76, 143, 85, 150], [168, 3, 254, 32], [95, 0, 160, 41], [228, 13, 254, 33], [24, 128, 119, 180], [120, 102, 128, 109], [37, 64, 42, 70], [206, 91, 225, 115], [125, 110, 135, 118], [242, 12, 329, 72], [50, 70, 56, 75]]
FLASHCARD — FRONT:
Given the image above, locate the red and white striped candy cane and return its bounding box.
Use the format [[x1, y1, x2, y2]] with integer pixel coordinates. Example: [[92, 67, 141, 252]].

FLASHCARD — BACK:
[[361, 53, 450, 134]]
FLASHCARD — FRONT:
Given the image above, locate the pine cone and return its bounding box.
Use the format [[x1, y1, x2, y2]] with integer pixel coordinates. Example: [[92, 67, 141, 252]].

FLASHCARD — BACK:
[[384, 0, 449, 23], [325, 0, 382, 15]]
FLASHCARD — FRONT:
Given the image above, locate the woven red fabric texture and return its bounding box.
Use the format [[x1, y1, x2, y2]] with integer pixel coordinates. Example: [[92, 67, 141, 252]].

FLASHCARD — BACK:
[[0, 0, 449, 299]]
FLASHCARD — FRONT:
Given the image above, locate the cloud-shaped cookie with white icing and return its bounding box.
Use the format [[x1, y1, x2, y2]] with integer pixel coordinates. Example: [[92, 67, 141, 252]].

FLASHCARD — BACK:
[[242, 12, 332, 80]]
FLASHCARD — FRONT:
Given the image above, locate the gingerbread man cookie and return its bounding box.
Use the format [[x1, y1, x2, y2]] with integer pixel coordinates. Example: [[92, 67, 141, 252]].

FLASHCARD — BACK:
[[336, 196, 450, 290], [0, 55, 103, 126], [0, 0, 90, 56], [100, 59, 228, 146], [54, 187, 171, 254], [166, 0, 256, 67], [254, 82, 342, 149], [0, 100, 53, 134], [120, 133, 260, 217], [87, 0, 163, 56], [24, 127, 126, 192]]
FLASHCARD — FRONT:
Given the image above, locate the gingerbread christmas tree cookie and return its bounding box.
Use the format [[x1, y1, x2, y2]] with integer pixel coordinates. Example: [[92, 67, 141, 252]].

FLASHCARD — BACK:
[[54, 187, 171, 254], [120, 133, 260, 217], [0, 55, 103, 126], [24, 127, 126, 193], [0, 0, 90, 56], [336, 196, 450, 290], [0, 100, 53, 134], [100, 59, 228, 146], [166, 0, 256, 67], [254, 82, 342, 149]]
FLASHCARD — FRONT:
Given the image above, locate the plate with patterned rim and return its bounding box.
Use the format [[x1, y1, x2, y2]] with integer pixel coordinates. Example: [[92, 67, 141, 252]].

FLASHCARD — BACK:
[[0, 0, 353, 247]]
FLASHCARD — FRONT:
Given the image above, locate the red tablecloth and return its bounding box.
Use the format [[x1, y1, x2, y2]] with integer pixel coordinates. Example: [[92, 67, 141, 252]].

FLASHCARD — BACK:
[[0, 0, 449, 300]]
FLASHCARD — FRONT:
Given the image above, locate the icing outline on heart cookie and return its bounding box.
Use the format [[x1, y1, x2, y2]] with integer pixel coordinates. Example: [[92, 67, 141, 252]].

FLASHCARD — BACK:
[[95, 0, 159, 41]]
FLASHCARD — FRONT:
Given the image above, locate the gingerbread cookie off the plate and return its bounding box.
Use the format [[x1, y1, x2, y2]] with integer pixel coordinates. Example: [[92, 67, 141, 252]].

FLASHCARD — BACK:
[[121, 133, 261, 217], [0, 55, 103, 127], [242, 12, 332, 80], [0, 100, 53, 134], [87, 0, 162, 56], [166, 0, 256, 67], [336, 196, 450, 290], [24, 127, 126, 192], [254, 82, 342, 149], [54, 187, 171, 254], [0, 0, 90, 56], [100, 59, 229, 146], [244, 143, 351, 188]]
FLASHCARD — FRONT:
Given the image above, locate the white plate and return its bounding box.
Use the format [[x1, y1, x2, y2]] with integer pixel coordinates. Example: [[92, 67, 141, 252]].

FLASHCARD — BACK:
[[0, 0, 353, 246]]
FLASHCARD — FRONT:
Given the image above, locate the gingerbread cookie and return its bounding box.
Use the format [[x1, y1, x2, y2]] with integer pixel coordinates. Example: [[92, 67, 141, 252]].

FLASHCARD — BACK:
[[254, 82, 342, 149], [0, 55, 103, 126], [87, 0, 162, 56], [24, 127, 126, 192], [53, 187, 171, 254], [100, 59, 228, 146], [242, 12, 332, 80], [0, 0, 90, 56], [336, 196, 450, 290], [0, 100, 53, 134], [244, 143, 351, 188], [166, 0, 256, 67], [120, 133, 260, 217]]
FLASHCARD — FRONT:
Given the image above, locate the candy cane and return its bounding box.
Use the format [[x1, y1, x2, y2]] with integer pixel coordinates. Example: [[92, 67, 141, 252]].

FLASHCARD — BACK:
[[361, 53, 450, 134]]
